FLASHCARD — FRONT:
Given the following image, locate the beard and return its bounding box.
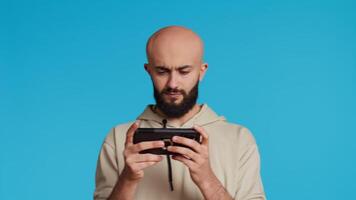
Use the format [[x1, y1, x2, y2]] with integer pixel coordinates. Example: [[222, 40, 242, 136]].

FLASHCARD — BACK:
[[153, 81, 199, 118]]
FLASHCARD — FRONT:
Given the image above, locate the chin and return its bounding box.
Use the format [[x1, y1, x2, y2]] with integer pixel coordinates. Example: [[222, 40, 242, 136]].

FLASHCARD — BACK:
[[165, 98, 182, 105]]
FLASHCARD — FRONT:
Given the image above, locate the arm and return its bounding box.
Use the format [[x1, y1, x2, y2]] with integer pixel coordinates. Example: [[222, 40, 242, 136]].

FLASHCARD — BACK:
[[194, 173, 233, 200], [234, 128, 266, 200], [167, 125, 233, 200], [94, 121, 165, 200], [107, 172, 139, 200]]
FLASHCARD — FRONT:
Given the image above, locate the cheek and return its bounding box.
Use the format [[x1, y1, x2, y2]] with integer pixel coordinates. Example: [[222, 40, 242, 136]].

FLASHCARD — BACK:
[[179, 84, 193, 96], [183, 75, 200, 90], [152, 77, 166, 91]]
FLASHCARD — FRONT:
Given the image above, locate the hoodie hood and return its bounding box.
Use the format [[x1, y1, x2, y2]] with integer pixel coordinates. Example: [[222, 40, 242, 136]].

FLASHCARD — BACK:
[[136, 104, 226, 128]]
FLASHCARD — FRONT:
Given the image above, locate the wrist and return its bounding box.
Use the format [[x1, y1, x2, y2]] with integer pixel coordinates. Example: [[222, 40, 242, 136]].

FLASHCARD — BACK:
[[119, 170, 141, 185], [108, 173, 140, 200], [196, 173, 221, 196], [197, 175, 232, 200], [121, 165, 145, 181]]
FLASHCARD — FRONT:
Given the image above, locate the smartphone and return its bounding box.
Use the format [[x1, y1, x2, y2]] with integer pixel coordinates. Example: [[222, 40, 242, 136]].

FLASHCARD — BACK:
[[133, 128, 200, 155]]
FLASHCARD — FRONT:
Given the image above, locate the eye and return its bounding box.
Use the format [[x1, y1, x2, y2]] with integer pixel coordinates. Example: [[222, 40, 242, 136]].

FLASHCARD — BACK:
[[156, 68, 168, 75], [179, 70, 190, 75]]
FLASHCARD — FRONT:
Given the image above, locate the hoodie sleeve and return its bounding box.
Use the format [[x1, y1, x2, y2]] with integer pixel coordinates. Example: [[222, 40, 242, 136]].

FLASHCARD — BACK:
[[94, 128, 119, 200], [234, 127, 266, 200]]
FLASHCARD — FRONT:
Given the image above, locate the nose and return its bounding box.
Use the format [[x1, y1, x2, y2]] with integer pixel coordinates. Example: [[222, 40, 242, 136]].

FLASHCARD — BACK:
[[167, 72, 179, 89]]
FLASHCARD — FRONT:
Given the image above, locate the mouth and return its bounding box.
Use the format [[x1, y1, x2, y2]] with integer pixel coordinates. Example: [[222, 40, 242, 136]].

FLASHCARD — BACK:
[[164, 92, 182, 99]]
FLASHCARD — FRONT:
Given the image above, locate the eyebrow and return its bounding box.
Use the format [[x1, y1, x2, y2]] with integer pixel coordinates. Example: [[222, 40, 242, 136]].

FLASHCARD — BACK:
[[154, 65, 193, 70]]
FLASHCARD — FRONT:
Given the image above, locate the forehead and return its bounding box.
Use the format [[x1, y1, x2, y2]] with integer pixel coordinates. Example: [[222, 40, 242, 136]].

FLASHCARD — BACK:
[[150, 43, 202, 67], [147, 29, 204, 66]]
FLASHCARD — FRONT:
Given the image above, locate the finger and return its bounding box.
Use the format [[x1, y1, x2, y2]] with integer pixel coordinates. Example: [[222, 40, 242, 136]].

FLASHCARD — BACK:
[[132, 140, 165, 153], [128, 154, 164, 163], [193, 125, 209, 145], [125, 120, 140, 146], [172, 136, 201, 153], [172, 155, 196, 169], [167, 146, 199, 161]]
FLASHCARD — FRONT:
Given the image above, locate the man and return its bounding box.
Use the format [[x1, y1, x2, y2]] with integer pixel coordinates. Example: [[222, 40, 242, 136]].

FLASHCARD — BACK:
[[94, 26, 266, 200]]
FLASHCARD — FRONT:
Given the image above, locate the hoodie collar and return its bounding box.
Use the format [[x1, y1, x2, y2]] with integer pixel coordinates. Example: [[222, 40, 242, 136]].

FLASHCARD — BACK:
[[136, 103, 226, 128]]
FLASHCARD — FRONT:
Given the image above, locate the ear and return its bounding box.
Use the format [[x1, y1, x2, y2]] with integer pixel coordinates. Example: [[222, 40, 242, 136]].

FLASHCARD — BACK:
[[144, 63, 151, 74], [198, 63, 208, 81]]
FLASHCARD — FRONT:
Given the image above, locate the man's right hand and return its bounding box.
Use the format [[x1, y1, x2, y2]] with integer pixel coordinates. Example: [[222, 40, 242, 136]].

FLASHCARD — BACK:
[[120, 120, 165, 182], [108, 121, 165, 200]]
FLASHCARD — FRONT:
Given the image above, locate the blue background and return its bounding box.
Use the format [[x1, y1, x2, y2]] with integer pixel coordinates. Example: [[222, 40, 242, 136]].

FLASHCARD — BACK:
[[1, 0, 355, 199]]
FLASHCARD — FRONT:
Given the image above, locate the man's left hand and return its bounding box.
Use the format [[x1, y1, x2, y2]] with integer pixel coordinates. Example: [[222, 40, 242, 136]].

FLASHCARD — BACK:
[[167, 125, 232, 200], [167, 125, 215, 188]]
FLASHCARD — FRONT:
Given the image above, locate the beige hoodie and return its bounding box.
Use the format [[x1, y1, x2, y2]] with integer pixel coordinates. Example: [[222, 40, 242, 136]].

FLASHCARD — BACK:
[[94, 104, 266, 200]]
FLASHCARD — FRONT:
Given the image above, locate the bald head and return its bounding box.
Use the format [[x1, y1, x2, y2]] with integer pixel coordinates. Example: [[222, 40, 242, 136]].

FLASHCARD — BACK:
[[144, 26, 209, 119], [146, 26, 204, 66]]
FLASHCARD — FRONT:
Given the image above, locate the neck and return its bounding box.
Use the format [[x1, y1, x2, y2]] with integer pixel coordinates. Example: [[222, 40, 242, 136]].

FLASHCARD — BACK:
[[154, 104, 202, 127]]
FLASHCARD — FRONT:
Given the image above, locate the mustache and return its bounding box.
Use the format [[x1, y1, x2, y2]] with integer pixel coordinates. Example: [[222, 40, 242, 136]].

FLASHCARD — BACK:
[[162, 87, 186, 95]]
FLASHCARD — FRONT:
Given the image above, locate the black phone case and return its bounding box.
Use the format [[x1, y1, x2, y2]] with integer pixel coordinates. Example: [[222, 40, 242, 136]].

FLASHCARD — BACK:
[[133, 128, 200, 155]]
